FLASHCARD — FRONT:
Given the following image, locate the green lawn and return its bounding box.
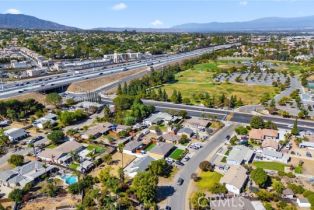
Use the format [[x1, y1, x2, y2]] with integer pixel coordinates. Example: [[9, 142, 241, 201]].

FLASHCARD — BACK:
[[196, 171, 223, 191], [87, 144, 105, 153], [169, 148, 185, 160], [253, 161, 286, 172], [69, 162, 79, 170], [46, 144, 57, 149], [145, 143, 156, 151], [163, 61, 279, 105], [294, 165, 303, 174]]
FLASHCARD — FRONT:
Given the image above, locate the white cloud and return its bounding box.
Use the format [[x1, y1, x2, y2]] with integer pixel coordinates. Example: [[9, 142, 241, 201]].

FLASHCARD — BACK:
[[239, 1, 248, 6], [112, 3, 127, 11], [5, 8, 21, 14], [151, 19, 163, 26]]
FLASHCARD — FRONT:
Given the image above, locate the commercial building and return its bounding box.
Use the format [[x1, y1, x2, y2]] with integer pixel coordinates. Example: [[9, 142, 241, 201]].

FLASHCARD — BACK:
[[103, 52, 146, 63], [53, 59, 111, 71], [26, 68, 47, 77]]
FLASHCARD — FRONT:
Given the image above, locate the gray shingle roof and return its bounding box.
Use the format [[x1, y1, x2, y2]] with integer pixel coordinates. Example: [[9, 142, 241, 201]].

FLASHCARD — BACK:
[[149, 143, 174, 156]]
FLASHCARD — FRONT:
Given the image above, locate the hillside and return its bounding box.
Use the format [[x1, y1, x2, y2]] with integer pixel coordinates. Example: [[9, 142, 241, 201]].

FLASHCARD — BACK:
[[0, 14, 78, 30]]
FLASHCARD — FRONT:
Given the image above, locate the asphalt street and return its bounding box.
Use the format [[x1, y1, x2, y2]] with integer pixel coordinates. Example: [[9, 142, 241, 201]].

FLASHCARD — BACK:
[[167, 123, 237, 210]]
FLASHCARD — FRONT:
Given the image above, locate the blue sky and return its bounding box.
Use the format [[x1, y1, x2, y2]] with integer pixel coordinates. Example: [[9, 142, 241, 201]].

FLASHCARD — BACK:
[[1, 0, 314, 29]]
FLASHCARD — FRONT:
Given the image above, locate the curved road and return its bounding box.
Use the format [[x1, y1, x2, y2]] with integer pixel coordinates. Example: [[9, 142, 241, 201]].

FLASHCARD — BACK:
[[168, 124, 237, 210]]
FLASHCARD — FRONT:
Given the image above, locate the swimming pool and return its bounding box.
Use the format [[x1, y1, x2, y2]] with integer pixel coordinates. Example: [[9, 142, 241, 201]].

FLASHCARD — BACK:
[[61, 174, 78, 185]]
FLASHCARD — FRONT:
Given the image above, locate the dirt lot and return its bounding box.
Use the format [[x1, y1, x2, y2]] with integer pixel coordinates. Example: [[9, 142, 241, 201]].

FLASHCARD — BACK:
[[0, 92, 46, 104], [67, 67, 148, 93], [291, 156, 314, 175], [22, 194, 81, 210], [90, 152, 136, 177]]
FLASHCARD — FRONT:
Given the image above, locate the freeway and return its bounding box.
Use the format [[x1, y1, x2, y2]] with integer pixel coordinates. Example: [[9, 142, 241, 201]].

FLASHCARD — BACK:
[[101, 98, 314, 132], [0, 43, 239, 99], [168, 124, 237, 210]]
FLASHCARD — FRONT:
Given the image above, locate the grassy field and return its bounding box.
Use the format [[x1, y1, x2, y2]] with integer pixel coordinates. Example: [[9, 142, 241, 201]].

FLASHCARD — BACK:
[[253, 161, 286, 172], [196, 171, 223, 191], [163, 61, 279, 105], [169, 148, 185, 160]]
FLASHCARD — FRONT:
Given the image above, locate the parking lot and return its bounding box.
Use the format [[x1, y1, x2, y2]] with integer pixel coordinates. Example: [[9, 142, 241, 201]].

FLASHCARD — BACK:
[[215, 71, 290, 86]]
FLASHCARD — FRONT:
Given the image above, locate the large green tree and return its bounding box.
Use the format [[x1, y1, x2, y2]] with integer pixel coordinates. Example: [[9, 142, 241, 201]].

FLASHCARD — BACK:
[[131, 171, 158, 206], [148, 159, 171, 177], [8, 154, 24, 166], [251, 168, 269, 188], [45, 93, 62, 106], [291, 119, 299, 136], [250, 116, 265, 129], [47, 130, 65, 145]]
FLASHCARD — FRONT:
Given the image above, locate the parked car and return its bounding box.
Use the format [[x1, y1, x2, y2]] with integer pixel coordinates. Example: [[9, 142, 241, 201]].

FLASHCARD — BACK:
[[175, 161, 184, 166], [177, 177, 184, 185]]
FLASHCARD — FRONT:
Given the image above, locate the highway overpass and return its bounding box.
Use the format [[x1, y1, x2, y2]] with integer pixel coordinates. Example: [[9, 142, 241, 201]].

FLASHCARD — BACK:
[[0, 43, 240, 99]]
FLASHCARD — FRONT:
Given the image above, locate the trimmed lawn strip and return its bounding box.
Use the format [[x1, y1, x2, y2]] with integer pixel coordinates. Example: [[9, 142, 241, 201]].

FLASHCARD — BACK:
[[69, 163, 79, 170], [87, 144, 105, 153], [253, 161, 286, 172], [169, 148, 185, 160], [196, 171, 223, 191], [145, 143, 156, 151]]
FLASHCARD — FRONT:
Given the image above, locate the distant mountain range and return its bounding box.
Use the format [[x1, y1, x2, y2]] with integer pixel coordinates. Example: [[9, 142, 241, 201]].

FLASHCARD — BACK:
[[172, 16, 314, 32], [1, 13, 314, 32], [0, 14, 78, 30]]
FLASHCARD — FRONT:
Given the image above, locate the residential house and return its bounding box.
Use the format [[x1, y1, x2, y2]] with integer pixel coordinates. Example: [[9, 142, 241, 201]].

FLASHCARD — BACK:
[[162, 133, 181, 144], [261, 139, 279, 151], [81, 123, 112, 140], [124, 156, 155, 178], [37, 141, 84, 165], [148, 142, 174, 159], [210, 197, 265, 210], [143, 112, 177, 126], [114, 124, 131, 133], [249, 129, 278, 141], [33, 113, 57, 129], [4, 128, 28, 142], [282, 189, 294, 199], [0, 161, 55, 192], [300, 142, 314, 149], [0, 119, 10, 127], [297, 197, 311, 208], [220, 165, 248, 195], [77, 160, 94, 173], [123, 141, 144, 155], [182, 118, 210, 132], [177, 127, 194, 138], [226, 145, 254, 165], [260, 149, 290, 164]]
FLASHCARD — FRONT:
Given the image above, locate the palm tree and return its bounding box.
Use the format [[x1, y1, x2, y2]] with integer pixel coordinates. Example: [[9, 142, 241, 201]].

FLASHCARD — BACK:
[[118, 143, 124, 168]]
